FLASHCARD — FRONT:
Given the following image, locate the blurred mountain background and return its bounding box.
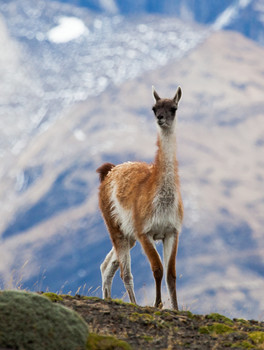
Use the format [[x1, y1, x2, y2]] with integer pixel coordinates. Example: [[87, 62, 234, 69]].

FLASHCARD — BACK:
[[0, 0, 264, 320]]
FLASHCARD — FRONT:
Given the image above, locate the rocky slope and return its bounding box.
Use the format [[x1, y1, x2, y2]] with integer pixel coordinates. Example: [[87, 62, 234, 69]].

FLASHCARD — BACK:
[[49, 293, 264, 349]]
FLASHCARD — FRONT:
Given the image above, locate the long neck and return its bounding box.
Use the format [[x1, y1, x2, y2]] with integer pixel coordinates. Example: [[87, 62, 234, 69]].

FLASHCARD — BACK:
[[154, 128, 178, 185]]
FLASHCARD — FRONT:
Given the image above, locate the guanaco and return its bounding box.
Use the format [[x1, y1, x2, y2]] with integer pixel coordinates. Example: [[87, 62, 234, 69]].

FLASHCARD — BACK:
[[97, 86, 183, 309]]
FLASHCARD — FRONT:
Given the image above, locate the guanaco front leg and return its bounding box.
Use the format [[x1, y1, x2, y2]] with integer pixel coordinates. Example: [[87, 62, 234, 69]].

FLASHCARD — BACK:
[[163, 232, 179, 310], [138, 234, 163, 308]]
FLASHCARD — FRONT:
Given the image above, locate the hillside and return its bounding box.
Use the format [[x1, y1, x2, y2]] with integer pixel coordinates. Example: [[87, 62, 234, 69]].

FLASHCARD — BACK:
[[2, 290, 264, 349], [45, 294, 264, 349]]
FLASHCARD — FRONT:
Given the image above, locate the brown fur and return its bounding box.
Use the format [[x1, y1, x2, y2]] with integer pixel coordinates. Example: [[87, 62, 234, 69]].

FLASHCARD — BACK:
[[97, 86, 183, 309]]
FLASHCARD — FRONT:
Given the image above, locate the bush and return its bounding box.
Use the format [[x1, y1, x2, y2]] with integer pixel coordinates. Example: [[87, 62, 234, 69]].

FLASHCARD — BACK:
[[0, 290, 89, 350]]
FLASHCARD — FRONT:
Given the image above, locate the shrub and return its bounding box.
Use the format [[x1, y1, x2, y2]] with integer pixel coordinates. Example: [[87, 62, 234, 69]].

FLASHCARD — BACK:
[[0, 290, 89, 350]]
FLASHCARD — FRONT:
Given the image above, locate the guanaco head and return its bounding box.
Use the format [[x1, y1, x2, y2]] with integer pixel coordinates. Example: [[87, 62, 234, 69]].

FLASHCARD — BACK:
[[152, 86, 182, 129]]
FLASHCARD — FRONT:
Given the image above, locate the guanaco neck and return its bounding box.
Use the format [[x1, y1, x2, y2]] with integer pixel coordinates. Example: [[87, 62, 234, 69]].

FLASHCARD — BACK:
[[154, 127, 178, 192]]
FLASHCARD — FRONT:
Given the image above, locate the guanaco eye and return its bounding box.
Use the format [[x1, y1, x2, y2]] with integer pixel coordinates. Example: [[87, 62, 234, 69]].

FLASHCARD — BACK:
[[152, 106, 156, 113], [170, 107, 177, 113]]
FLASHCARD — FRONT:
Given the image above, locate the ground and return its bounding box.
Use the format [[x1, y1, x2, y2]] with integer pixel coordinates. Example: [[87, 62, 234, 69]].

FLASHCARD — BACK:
[[43, 293, 264, 349]]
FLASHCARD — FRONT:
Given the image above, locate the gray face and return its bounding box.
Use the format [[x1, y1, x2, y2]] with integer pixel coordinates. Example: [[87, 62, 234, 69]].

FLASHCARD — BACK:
[[152, 99, 178, 129]]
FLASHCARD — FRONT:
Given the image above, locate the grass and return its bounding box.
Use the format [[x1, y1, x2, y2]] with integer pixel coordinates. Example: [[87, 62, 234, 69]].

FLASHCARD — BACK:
[[199, 323, 234, 335], [140, 335, 154, 342], [231, 341, 255, 349], [43, 292, 63, 302], [206, 313, 233, 326], [129, 312, 154, 323], [248, 331, 264, 346], [86, 333, 131, 350]]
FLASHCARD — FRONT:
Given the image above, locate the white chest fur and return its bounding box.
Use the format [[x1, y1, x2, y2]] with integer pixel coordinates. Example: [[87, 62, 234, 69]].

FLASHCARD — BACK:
[[143, 183, 180, 240]]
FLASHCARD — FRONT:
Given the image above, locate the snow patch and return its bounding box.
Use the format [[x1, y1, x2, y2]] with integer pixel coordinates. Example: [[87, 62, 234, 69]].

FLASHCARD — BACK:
[[47, 17, 88, 43], [74, 129, 86, 141], [213, 0, 253, 30], [213, 6, 237, 30], [99, 0, 119, 14], [239, 0, 252, 9]]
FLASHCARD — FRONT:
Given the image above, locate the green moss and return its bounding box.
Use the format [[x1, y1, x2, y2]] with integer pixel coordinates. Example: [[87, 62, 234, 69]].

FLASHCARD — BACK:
[[154, 311, 161, 316], [140, 335, 153, 342], [129, 312, 154, 323], [61, 294, 74, 299], [231, 341, 255, 349], [199, 323, 234, 335], [199, 326, 210, 334], [42, 292, 63, 302], [236, 318, 248, 325], [86, 333, 131, 350], [112, 298, 126, 305], [0, 290, 88, 350], [127, 302, 138, 307], [207, 313, 233, 325], [129, 311, 171, 329], [82, 296, 101, 301], [185, 310, 197, 319], [248, 331, 264, 345], [185, 311, 193, 318], [241, 341, 255, 349], [163, 311, 173, 319], [111, 299, 137, 307]]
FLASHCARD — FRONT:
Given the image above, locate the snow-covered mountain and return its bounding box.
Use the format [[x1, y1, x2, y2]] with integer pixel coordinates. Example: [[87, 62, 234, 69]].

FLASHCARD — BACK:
[[0, 0, 206, 157], [213, 0, 264, 44], [55, 0, 264, 44], [0, 0, 264, 320]]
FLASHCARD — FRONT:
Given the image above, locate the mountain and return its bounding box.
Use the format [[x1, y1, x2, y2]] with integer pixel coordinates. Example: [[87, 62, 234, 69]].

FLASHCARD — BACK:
[[0, 0, 206, 157], [213, 0, 264, 45], [0, 0, 264, 320], [53, 0, 264, 45]]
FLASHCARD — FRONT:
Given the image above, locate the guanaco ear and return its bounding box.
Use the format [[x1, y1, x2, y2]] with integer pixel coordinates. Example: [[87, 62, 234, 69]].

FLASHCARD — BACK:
[[152, 86, 161, 102], [173, 86, 182, 104]]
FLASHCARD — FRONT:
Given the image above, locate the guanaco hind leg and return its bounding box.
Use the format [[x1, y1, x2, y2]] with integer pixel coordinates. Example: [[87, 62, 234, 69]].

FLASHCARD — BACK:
[[101, 222, 136, 304], [115, 237, 136, 304], [100, 247, 119, 299]]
